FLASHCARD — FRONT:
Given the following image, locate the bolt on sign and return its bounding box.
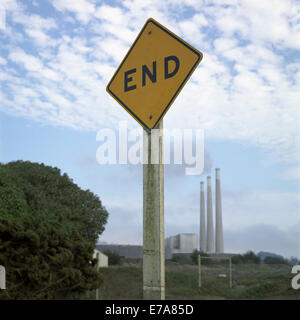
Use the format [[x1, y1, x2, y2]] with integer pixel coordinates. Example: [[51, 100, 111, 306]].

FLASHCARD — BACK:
[[106, 18, 203, 131]]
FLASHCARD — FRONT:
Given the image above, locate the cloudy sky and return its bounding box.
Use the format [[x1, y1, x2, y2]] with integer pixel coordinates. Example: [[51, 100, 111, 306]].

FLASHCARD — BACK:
[[0, 0, 299, 259]]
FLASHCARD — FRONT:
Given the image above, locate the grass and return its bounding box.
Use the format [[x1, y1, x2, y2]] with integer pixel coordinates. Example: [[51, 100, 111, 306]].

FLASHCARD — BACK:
[[95, 261, 300, 300], [99, 265, 143, 299]]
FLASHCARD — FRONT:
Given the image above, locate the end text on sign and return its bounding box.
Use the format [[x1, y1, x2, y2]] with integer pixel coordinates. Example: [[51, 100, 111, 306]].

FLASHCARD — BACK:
[[124, 55, 180, 92]]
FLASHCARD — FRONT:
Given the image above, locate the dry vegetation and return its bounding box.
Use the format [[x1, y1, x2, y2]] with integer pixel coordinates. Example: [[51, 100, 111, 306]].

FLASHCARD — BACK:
[[90, 260, 299, 300]]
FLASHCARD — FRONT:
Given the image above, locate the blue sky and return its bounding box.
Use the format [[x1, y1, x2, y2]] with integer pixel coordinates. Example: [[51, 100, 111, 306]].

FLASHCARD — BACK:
[[0, 0, 299, 258]]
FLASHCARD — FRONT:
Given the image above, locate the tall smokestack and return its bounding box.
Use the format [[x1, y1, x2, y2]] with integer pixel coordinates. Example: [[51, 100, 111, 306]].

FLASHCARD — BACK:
[[200, 181, 206, 253], [215, 168, 224, 253], [206, 176, 214, 253]]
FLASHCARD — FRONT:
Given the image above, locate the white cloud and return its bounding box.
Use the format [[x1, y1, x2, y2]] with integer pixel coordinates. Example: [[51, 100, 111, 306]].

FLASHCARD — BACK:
[[178, 13, 208, 43], [94, 5, 129, 26], [0, 0, 18, 11], [9, 49, 44, 72], [0, 0, 299, 166], [0, 6, 5, 31], [52, 0, 95, 23], [214, 38, 237, 53], [0, 56, 6, 65], [282, 166, 300, 180], [9, 6, 58, 47], [12, 10, 57, 30], [0, 0, 299, 257], [91, 21, 136, 46], [24, 28, 58, 47], [202, 0, 299, 49]]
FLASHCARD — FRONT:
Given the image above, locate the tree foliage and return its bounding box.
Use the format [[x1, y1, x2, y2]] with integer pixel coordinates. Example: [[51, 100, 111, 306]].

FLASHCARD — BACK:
[[231, 251, 260, 264], [103, 250, 122, 266], [190, 250, 214, 265], [191, 250, 199, 265], [0, 161, 109, 299], [171, 254, 193, 265], [264, 256, 288, 265]]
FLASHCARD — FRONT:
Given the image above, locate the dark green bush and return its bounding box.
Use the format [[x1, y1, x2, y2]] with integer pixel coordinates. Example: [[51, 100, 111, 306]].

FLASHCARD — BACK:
[[104, 250, 122, 265], [0, 161, 109, 299], [190, 250, 212, 265], [232, 251, 260, 264], [264, 256, 288, 265]]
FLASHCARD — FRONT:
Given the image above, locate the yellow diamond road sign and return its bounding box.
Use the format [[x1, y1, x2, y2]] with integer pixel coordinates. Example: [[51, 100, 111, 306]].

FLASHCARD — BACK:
[[106, 18, 203, 131]]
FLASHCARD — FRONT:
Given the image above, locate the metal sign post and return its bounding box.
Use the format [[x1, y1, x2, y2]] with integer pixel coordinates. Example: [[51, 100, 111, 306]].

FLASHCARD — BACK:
[[106, 17, 203, 300], [143, 121, 165, 299]]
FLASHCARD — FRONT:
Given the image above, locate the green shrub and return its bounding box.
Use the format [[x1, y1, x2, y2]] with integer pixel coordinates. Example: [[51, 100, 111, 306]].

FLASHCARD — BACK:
[[190, 250, 199, 265], [243, 251, 260, 264], [171, 254, 192, 265], [0, 161, 109, 299], [104, 250, 122, 265], [264, 256, 288, 265], [232, 251, 260, 264], [190, 250, 212, 265]]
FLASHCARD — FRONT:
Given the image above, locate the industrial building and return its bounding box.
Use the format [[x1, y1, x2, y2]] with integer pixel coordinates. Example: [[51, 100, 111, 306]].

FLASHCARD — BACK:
[[97, 234, 198, 261], [93, 249, 108, 267], [165, 233, 198, 260], [97, 168, 225, 261], [96, 244, 143, 259]]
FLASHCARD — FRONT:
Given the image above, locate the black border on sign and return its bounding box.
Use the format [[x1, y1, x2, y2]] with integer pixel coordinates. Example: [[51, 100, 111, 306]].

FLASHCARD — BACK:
[[106, 18, 203, 132]]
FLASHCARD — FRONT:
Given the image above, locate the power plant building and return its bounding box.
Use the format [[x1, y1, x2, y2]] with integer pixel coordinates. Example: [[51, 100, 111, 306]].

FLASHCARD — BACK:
[[97, 168, 224, 261], [96, 244, 143, 259], [165, 233, 198, 259]]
